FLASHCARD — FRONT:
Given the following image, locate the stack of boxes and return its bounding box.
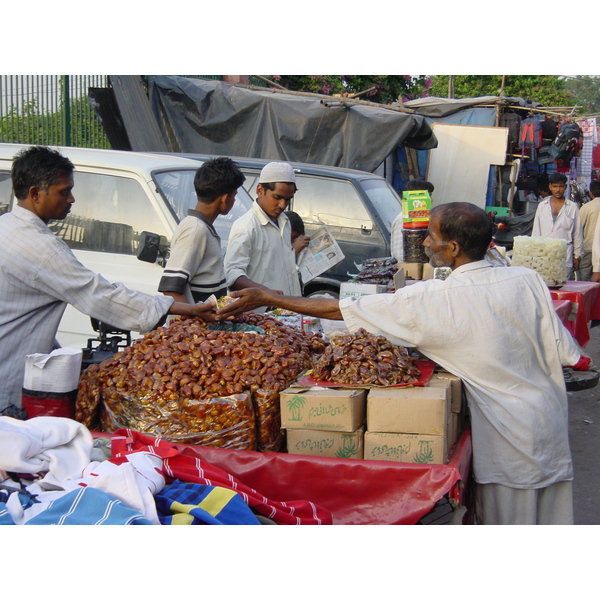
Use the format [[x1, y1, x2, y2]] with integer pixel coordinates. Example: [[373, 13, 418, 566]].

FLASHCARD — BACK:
[[280, 387, 367, 460], [280, 370, 465, 465]]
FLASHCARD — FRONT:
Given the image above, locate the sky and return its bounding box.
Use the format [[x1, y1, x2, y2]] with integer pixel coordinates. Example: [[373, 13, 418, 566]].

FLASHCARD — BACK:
[[4, 5, 596, 77]]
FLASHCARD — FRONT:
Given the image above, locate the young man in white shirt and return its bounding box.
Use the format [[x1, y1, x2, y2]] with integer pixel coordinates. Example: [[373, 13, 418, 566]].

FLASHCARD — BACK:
[[224, 162, 302, 298], [532, 172, 584, 279]]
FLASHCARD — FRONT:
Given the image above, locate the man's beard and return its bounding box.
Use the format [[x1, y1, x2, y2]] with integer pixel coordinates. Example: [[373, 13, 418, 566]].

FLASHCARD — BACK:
[[424, 247, 452, 268]]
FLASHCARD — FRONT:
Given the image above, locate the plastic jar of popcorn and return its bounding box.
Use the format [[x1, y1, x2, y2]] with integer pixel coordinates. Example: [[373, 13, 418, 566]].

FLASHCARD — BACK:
[[511, 236, 567, 287]]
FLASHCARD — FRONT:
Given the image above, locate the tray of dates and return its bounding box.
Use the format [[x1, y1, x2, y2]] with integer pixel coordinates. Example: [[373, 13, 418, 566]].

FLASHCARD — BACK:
[[295, 328, 434, 388]]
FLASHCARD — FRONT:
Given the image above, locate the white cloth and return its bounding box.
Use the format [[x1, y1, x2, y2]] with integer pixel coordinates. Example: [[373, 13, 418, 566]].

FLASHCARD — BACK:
[[578, 197, 600, 253], [532, 197, 584, 268], [224, 202, 302, 296], [339, 261, 581, 489], [390, 214, 404, 262], [474, 480, 574, 525], [588, 203, 600, 273], [0, 416, 93, 481], [0, 205, 174, 410], [19, 451, 165, 525], [0, 415, 165, 524]]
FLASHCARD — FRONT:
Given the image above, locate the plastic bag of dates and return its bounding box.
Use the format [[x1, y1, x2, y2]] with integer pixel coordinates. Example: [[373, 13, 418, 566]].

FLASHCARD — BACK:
[[253, 387, 285, 452], [76, 314, 326, 450], [101, 390, 257, 450]]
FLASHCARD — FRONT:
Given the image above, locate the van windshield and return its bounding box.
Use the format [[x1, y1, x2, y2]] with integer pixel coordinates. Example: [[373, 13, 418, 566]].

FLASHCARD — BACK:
[[154, 169, 254, 242], [360, 178, 402, 232]]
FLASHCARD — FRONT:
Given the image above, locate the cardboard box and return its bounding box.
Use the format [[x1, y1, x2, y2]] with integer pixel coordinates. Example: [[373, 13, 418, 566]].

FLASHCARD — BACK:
[[428, 371, 463, 413], [340, 282, 388, 299], [447, 411, 460, 449], [402, 190, 431, 223], [399, 262, 423, 281], [286, 427, 365, 459], [422, 263, 434, 280], [367, 385, 449, 436], [279, 387, 367, 432], [364, 431, 448, 464]]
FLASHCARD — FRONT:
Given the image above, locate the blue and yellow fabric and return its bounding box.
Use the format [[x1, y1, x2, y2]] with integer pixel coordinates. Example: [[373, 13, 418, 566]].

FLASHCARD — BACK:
[[155, 480, 261, 525]]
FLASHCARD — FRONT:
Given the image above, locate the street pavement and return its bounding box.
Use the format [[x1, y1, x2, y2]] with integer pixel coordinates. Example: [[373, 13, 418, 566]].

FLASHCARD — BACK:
[[569, 323, 600, 525]]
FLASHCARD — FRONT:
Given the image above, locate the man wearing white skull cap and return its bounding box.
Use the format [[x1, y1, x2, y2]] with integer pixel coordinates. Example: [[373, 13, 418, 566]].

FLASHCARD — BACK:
[[224, 162, 302, 299]]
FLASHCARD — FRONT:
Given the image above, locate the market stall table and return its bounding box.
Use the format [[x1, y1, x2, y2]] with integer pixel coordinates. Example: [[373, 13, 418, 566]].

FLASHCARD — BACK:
[[94, 427, 472, 525], [553, 299, 574, 334], [550, 281, 600, 347]]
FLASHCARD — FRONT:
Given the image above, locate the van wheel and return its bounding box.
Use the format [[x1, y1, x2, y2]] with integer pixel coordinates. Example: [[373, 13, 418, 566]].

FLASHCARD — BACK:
[[304, 287, 339, 299]]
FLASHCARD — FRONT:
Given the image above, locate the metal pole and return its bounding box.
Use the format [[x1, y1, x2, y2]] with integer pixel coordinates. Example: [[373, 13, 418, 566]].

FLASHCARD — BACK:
[[63, 75, 71, 146]]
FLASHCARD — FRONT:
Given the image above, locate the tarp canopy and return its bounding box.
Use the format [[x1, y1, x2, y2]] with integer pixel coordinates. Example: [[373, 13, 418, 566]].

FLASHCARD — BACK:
[[402, 95, 537, 118], [148, 76, 438, 173]]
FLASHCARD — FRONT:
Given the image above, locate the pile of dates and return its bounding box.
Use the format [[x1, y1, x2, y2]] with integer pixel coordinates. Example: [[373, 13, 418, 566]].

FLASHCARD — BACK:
[[76, 313, 326, 451], [312, 328, 420, 386]]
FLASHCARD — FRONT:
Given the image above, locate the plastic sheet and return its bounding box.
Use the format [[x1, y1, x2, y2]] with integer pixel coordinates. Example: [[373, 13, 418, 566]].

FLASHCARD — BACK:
[[94, 428, 472, 525]]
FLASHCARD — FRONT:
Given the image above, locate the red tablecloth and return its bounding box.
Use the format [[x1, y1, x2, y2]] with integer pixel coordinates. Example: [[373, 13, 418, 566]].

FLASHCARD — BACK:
[[94, 428, 472, 525], [553, 299, 573, 325], [550, 281, 600, 347]]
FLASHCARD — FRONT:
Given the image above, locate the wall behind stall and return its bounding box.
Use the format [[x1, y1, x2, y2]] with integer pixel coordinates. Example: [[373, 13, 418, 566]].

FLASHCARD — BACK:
[[426, 123, 508, 210]]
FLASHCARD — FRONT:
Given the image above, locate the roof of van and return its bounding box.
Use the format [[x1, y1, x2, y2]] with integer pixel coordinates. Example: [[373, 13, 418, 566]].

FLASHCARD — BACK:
[[0, 144, 204, 174], [154, 152, 386, 181]]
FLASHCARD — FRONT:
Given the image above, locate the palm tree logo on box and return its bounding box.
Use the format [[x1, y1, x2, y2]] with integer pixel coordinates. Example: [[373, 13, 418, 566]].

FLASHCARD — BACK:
[[288, 395, 307, 421]]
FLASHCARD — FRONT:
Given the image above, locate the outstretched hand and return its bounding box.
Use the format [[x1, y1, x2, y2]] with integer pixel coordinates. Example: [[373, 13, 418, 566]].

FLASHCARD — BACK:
[[189, 297, 221, 322], [216, 288, 273, 319]]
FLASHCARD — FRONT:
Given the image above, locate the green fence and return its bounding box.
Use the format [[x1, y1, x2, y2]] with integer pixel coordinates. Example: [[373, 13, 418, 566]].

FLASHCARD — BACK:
[[0, 75, 269, 150], [0, 75, 111, 148]]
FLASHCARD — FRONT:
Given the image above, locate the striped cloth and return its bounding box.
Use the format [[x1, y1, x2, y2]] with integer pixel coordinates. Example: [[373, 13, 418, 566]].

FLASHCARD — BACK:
[[1, 487, 152, 525], [109, 429, 333, 525], [155, 480, 261, 525]]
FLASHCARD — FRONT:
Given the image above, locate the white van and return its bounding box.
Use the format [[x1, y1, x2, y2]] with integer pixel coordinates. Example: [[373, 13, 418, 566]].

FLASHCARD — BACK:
[[0, 143, 253, 349]]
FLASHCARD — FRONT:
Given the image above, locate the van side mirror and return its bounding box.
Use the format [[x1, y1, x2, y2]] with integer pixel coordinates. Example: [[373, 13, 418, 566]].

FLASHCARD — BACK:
[[137, 231, 162, 264]]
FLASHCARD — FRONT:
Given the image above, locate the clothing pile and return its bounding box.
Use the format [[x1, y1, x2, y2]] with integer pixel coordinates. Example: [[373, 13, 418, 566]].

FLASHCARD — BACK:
[[0, 416, 333, 525]]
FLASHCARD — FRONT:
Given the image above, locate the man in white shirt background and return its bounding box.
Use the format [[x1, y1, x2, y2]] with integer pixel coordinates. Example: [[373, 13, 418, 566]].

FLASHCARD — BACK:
[[532, 172, 584, 280], [224, 162, 302, 299]]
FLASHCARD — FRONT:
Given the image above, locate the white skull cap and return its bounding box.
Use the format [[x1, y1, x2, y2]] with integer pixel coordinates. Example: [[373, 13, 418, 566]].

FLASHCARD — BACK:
[[259, 162, 296, 184]]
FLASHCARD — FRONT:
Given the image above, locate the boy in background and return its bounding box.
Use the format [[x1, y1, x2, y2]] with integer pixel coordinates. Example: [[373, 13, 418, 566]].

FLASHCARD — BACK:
[[158, 157, 246, 303]]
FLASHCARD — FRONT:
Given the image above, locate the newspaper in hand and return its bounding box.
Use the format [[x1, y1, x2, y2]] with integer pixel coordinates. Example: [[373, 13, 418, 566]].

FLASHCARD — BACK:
[[297, 226, 345, 283]]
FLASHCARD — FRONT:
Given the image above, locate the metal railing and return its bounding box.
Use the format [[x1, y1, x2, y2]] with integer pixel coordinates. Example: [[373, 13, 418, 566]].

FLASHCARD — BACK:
[[0, 75, 111, 148]]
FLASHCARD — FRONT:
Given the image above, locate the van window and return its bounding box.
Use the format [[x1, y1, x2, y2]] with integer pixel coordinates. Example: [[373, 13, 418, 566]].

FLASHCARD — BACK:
[[154, 169, 254, 249], [0, 172, 12, 216], [293, 176, 373, 229], [49, 171, 170, 254], [361, 178, 402, 231]]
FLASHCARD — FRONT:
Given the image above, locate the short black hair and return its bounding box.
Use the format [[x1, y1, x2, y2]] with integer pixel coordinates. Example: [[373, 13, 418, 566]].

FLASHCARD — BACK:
[[404, 179, 434, 194], [589, 180, 600, 198], [259, 181, 298, 193], [11, 146, 74, 201], [285, 211, 305, 235], [431, 202, 494, 261], [193, 157, 246, 203], [548, 173, 568, 185]]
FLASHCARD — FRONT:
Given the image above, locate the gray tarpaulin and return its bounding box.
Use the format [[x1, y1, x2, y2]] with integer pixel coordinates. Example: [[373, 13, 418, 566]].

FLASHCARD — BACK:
[[148, 76, 438, 173], [401, 95, 535, 118]]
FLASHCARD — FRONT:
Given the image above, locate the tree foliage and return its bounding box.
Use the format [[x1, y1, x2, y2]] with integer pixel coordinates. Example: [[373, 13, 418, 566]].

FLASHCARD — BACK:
[[0, 96, 109, 148], [263, 75, 433, 104], [564, 76, 600, 114], [428, 75, 577, 108]]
